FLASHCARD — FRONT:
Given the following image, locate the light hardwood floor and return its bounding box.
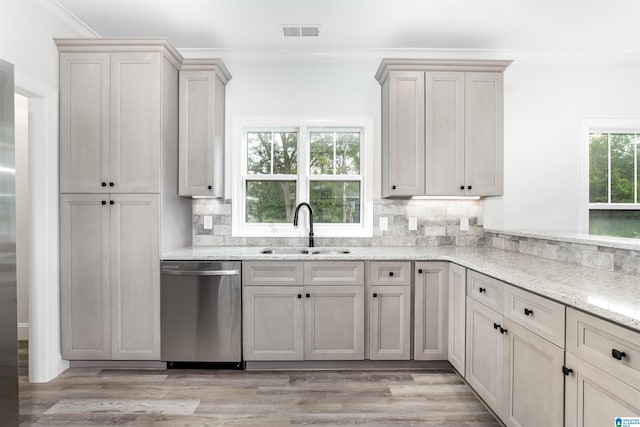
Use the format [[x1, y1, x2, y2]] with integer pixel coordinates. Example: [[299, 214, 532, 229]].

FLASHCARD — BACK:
[[19, 359, 500, 426]]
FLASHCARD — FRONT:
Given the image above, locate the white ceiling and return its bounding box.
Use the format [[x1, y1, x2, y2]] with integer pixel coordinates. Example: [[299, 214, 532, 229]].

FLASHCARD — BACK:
[[55, 0, 640, 53]]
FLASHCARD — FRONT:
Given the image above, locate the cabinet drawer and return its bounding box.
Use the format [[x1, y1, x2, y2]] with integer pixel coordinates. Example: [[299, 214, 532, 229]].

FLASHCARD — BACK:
[[370, 261, 411, 286], [467, 270, 504, 312], [243, 261, 303, 286], [567, 308, 640, 389], [304, 261, 364, 286], [504, 285, 565, 348]]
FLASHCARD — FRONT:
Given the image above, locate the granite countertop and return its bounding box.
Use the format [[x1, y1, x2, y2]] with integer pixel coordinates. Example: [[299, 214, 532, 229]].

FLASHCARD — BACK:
[[163, 246, 640, 333]]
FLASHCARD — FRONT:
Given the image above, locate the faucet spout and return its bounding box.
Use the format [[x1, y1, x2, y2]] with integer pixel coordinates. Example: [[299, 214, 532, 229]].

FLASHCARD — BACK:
[[293, 202, 314, 248]]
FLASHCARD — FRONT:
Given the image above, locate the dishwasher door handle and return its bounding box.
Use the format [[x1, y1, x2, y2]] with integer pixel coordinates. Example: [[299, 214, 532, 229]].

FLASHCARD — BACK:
[[161, 269, 240, 276]]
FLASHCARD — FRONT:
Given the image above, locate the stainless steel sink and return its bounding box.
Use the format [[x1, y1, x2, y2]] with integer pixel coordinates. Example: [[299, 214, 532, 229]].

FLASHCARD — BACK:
[[259, 248, 351, 255]]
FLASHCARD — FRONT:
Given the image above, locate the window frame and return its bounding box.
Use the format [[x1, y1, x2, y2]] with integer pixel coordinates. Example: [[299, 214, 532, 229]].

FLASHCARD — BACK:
[[581, 119, 640, 234], [232, 116, 374, 238]]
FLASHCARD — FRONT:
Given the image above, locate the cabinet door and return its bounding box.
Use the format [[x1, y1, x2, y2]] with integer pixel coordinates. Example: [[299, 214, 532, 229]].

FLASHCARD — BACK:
[[110, 52, 161, 193], [369, 286, 411, 360], [425, 72, 465, 196], [110, 194, 160, 360], [383, 71, 425, 197], [60, 194, 111, 359], [243, 286, 304, 361], [503, 319, 564, 427], [59, 53, 110, 193], [414, 262, 448, 360], [464, 72, 503, 196], [304, 286, 364, 360], [447, 263, 466, 374], [466, 297, 505, 418], [179, 70, 222, 197], [565, 353, 640, 427]]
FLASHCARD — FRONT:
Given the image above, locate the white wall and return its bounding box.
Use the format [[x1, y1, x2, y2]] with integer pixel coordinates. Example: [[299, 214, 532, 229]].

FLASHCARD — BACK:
[[223, 60, 382, 198], [484, 62, 640, 232], [15, 93, 29, 341]]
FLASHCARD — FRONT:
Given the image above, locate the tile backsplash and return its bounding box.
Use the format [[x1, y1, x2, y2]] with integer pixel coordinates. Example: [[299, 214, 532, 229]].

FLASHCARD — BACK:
[[192, 198, 485, 247]]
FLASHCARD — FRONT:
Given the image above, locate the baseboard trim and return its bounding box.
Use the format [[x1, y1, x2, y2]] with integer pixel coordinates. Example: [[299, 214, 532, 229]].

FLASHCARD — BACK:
[[245, 360, 452, 371], [68, 360, 167, 369]]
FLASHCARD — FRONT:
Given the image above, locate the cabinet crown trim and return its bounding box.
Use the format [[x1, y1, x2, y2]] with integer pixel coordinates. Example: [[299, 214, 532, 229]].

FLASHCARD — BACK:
[[375, 58, 513, 83], [54, 38, 183, 69], [180, 59, 232, 84]]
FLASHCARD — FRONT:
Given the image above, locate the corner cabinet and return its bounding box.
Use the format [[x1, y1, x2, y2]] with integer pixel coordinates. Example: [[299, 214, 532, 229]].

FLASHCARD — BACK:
[[57, 39, 192, 361], [178, 59, 231, 197], [376, 59, 511, 197]]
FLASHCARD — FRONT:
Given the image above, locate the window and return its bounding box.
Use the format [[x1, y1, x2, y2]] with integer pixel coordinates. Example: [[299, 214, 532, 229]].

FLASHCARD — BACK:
[[586, 122, 640, 238], [232, 118, 373, 238]]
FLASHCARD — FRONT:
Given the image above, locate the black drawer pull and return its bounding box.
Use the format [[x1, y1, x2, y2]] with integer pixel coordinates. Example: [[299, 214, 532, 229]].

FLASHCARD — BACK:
[[109, 200, 114, 205], [612, 349, 627, 360], [305, 293, 310, 298], [391, 185, 397, 190], [109, 182, 115, 187], [101, 182, 107, 187], [479, 287, 486, 294], [524, 308, 534, 316], [499, 326, 508, 335], [388, 272, 394, 277], [562, 366, 573, 376], [460, 185, 464, 190], [297, 294, 302, 299], [467, 185, 472, 190], [208, 185, 212, 190], [101, 200, 107, 205], [493, 323, 500, 330], [373, 293, 378, 298]]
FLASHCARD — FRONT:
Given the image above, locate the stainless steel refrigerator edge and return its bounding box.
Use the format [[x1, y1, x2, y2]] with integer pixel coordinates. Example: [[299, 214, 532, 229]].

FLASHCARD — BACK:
[[0, 58, 19, 425], [161, 261, 242, 365]]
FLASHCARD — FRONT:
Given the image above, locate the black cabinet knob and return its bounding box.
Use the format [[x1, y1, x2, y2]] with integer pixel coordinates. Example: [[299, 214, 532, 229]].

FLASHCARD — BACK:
[[305, 293, 310, 298], [373, 293, 378, 298], [479, 287, 486, 294], [109, 182, 114, 187], [524, 308, 534, 316], [467, 185, 472, 190], [418, 269, 423, 274], [101, 182, 107, 187], [101, 200, 107, 205], [109, 200, 114, 205], [297, 294, 302, 299], [493, 323, 500, 330], [612, 348, 627, 360], [500, 327, 508, 335], [389, 272, 394, 277], [562, 366, 573, 376], [460, 185, 465, 190], [208, 185, 212, 190], [391, 185, 397, 190]]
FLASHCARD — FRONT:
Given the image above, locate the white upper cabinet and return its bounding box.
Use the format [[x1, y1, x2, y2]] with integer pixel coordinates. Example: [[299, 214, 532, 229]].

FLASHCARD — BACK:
[[179, 59, 231, 197], [376, 59, 511, 197], [57, 39, 183, 194]]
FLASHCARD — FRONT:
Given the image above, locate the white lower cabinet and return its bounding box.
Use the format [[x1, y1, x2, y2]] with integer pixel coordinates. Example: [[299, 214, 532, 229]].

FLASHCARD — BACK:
[[465, 297, 505, 416], [369, 285, 411, 360], [465, 270, 565, 426], [565, 353, 640, 426], [242, 261, 364, 361], [305, 286, 364, 360], [242, 286, 304, 361], [414, 262, 448, 360]]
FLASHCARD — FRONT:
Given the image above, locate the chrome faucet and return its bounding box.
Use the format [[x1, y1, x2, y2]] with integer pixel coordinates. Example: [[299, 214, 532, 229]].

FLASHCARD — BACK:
[[293, 202, 314, 248]]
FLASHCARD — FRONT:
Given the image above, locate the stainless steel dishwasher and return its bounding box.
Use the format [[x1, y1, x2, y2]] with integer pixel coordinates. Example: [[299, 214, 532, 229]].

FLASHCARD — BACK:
[[160, 261, 242, 367]]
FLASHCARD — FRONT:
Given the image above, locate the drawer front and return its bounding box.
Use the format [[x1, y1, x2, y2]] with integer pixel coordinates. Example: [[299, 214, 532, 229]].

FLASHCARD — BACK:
[[370, 261, 411, 286], [504, 285, 565, 348], [304, 261, 365, 286], [567, 307, 640, 388], [243, 261, 303, 286], [467, 270, 504, 312]]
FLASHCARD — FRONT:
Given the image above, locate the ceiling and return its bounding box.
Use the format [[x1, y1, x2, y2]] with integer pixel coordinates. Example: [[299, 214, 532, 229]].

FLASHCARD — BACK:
[[55, 0, 640, 54]]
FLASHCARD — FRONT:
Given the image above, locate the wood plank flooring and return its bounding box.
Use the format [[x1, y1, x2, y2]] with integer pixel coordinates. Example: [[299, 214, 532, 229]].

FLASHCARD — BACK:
[[18, 362, 500, 426]]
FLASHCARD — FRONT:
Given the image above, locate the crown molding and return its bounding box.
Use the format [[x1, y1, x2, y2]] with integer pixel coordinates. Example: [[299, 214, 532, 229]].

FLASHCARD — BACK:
[[27, 0, 100, 38], [178, 47, 640, 65]]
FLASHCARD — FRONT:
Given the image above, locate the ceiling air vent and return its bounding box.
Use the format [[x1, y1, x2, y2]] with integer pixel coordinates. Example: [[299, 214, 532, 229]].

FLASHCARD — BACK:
[[282, 25, 319, 37]]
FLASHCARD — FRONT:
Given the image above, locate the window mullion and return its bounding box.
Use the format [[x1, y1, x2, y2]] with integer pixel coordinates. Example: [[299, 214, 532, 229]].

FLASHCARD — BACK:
[[608, 132, 611, 204], [298, 127, 309, 204]]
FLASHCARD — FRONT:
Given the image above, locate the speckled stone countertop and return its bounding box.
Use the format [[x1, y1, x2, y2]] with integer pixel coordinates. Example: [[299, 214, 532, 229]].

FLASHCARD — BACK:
[[163, 246, 640, 333]]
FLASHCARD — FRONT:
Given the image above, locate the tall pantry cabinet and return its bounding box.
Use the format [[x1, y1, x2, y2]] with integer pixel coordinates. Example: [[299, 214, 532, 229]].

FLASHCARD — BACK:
[[56, 39, 192, 360]]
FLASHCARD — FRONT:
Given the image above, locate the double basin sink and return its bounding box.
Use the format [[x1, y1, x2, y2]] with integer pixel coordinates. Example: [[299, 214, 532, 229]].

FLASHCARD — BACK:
[[260, 248, 351, 255]]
